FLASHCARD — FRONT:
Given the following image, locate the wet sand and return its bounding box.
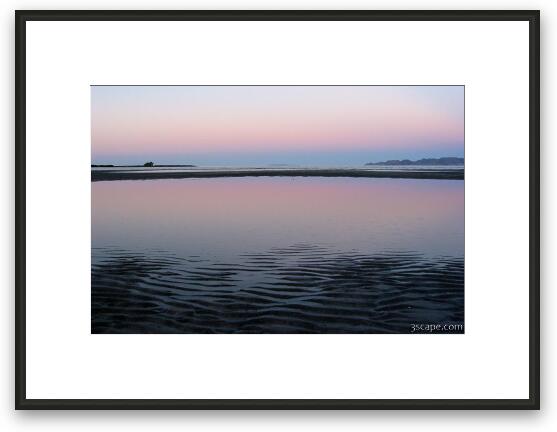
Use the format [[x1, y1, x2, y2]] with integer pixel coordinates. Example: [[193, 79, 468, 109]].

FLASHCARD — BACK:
[[92, 245, 464, 334], [91, 176, 464, 334], [92, 168, 464, 182]]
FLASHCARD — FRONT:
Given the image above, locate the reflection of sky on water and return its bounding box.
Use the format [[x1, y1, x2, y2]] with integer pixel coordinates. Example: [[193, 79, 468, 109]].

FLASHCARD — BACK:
[[92, 177, 463, 259]]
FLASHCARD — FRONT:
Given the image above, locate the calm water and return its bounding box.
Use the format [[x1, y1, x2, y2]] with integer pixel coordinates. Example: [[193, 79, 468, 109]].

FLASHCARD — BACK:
[[92, 165, 464, 174], [91, 177, 464, 333]]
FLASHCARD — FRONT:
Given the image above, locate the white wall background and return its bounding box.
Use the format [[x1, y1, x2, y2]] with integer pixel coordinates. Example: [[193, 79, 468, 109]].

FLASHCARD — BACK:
[[0, 0, 553, 430]]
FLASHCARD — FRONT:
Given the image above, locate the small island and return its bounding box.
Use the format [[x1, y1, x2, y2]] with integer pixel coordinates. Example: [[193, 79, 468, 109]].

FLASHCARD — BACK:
[[91, 162, 197, 168]]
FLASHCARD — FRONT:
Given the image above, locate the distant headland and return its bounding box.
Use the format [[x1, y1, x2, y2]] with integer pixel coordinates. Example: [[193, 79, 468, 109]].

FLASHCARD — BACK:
[[365, 157, 464, 166]]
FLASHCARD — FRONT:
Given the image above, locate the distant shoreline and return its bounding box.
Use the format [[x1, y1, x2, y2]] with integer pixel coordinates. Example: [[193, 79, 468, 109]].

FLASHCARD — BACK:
[[91, 164, 196, 168], [92, 168, 464, 182], [365, 157, 464, 166]]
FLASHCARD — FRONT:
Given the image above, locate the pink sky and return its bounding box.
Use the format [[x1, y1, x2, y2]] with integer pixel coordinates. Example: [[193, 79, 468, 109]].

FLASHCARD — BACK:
[[91, 86, 464, 166]]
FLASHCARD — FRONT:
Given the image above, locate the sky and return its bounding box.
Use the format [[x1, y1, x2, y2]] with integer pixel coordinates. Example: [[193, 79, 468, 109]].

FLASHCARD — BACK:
[[91, 85, 464, 166]]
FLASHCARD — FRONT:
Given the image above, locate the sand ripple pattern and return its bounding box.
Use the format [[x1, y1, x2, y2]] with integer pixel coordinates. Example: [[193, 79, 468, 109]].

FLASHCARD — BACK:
[[92, 244, 464, 334]]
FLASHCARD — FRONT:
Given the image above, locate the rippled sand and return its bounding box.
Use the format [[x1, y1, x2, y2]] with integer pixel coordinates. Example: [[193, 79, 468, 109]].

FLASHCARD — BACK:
[[92, 244, 464, 334]]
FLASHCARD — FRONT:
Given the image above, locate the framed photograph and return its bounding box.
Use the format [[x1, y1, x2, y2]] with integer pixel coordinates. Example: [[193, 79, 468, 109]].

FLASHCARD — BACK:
[[15, 10, 539, 409]]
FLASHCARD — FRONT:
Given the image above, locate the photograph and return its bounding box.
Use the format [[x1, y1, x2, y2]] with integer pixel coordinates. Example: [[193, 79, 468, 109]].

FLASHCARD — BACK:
[[91, 85, 465, 334], [16, 9, 539, 410]]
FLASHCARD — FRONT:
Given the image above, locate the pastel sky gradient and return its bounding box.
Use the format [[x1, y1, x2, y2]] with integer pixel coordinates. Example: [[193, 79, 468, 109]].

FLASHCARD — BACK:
[[91, 85, 464, 166]]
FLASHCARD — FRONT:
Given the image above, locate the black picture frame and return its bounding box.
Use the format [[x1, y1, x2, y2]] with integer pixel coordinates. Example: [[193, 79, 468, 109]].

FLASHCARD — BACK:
[[15, 9, 540, 410]]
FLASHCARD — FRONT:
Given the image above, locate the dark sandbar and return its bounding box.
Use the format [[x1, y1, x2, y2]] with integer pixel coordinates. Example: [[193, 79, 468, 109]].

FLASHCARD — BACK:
[[92, 168, 464, 182]]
